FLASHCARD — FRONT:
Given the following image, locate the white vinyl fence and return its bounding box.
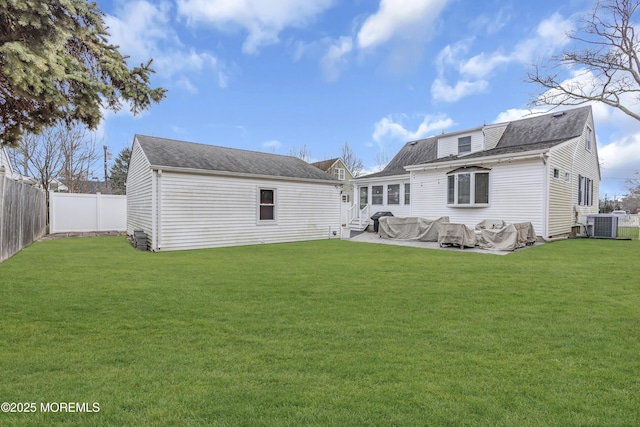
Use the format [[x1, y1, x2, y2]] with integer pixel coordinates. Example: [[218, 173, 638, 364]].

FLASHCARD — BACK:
[[49, 192, 126, 234]]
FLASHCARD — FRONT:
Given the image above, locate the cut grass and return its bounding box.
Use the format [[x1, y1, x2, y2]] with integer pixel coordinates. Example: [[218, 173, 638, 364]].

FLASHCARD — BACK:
[[0, 237, 639, 426]]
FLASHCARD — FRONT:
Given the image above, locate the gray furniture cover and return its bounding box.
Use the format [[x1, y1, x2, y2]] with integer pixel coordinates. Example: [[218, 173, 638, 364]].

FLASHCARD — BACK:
[[476, 221, 536, 251], [437, 223, 477, 248], [378, 216, 450, 242]]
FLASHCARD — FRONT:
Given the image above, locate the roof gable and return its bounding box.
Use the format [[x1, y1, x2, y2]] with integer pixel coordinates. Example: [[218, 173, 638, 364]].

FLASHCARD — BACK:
[[135, 135, 339, 183]]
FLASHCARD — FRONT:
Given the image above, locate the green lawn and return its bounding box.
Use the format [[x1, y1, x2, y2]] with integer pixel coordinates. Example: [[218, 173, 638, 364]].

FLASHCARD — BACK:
[[0, 237, 639, 426]]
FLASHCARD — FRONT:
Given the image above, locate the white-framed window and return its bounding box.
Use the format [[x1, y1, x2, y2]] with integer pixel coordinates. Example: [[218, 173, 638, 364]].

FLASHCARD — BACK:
[[458, 136, 471, 154], [359, 187, 368, 209], [372, 185, 383, 205], [387, 184, 399, 205], [553, 168, 560, 179], [341, 194, 350, 203], [565, 172, 570, 183], [258, 188, 276, 222], [586, 126, 593, 151], [578, 175, 594, 206], [333, 168, 345, 180], [404, 183, 410, 205], [447, 167, 490, 206]]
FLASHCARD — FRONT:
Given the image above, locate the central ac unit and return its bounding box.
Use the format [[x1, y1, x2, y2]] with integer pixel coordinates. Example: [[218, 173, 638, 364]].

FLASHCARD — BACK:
[[586, 215, 618, 238]]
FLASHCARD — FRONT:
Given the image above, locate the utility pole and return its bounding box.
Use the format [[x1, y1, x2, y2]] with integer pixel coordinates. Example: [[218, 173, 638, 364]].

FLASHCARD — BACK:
[[103, 145, 108, 193]]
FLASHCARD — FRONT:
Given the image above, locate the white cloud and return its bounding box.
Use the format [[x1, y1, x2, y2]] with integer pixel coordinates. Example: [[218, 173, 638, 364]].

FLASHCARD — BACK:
[[357, 0, 450, 49], [104, 0, 224, 84], [432, 12, 575, 104], [177, 0, 334, 54], [320, 36, 353, 82], [600, 133, 640, 173], [176, 77, 198, 94], [431, 78, 488, 103], [372, 113, 454, 144], [493, 108, 549, 123]]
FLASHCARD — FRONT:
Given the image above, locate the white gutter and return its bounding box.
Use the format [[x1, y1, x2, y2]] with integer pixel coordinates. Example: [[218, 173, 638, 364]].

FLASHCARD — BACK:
[[404, 149, 550, 172]]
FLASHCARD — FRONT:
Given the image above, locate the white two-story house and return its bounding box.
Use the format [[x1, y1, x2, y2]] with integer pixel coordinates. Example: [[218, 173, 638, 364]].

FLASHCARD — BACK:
[[351, 106, 600, 239]]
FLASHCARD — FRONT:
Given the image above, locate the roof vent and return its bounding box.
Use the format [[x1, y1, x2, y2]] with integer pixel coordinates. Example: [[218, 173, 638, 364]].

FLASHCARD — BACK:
[[409, 141, 418, 146], [552, 111, 565, 118]]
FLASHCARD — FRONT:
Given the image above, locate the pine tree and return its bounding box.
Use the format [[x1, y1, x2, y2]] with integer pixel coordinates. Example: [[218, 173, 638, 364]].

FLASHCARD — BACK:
[[109, 147, 131, 195], [0, 0, 166, 146]]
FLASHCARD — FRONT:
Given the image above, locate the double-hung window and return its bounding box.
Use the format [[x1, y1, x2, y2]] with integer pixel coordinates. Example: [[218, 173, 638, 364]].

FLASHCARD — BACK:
[[259, 188, 276, 221], [404, 183, 410, 205], [387, 184, 399, 205], [458, 136, 471, 154], [578, 175, 594, 206], [372, 185, 383, 205], [333, 168, 345, 180], [586, 126, 593, 151], [447, 167, 490, 206]]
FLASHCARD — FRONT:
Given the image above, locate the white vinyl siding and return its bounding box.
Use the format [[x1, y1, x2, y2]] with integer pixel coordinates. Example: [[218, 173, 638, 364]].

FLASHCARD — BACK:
[[412, 160, 546, 235], [126, 140, 154, 242], [157, 172, 341, 251], [437, 131, 484, 158], [547, 141, 575, 237]]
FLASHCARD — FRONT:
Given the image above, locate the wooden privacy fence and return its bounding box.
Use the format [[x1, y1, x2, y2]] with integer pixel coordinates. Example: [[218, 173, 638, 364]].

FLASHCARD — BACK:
[[0, 167, 47, 262], [49, 192, 126, 234]]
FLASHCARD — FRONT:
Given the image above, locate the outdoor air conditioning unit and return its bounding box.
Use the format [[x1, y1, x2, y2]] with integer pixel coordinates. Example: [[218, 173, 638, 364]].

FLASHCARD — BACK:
[[586, 215, 618, 238]]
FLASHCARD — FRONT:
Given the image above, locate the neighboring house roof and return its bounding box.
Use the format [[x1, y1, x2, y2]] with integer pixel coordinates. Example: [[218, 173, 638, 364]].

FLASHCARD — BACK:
[[311, 158, 340, 172], [358, 106, 592, 178], [135, 135, 339, 183]]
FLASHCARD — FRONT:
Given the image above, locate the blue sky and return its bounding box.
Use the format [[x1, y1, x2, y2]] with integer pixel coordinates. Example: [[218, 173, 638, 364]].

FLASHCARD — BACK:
[[95, 0, 640, 198]]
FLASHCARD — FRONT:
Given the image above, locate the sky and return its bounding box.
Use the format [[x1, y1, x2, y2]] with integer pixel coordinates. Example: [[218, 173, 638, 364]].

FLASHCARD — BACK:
[[93, 0, 640, 199]]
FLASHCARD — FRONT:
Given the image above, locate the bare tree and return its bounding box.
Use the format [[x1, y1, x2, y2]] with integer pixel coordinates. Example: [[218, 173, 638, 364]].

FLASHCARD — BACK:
[[373, 148, 391, 172], [339, 141, 364, 177], [289, 144, 313, 162], [59, 127, 100, 193], [528, 0, 640, 121], [9, 124, 100, 193]]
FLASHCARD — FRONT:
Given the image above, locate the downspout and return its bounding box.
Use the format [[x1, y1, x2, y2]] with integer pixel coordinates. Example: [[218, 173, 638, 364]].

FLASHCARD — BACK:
[[541, 152, 550, 239], [151, 169, 157, 251], [157, 169, 162, 251]]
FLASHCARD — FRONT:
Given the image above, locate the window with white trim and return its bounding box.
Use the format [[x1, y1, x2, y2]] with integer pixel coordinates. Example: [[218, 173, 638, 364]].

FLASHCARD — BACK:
[[333, 168, 345, 180], [447, 167, 490, 206], [578, 175, 594, 206], [387, 184, 399, 204], [586, 126, 593, 151], [372, 185, 383, 205], [458, 136, 471, 154], [259, 188, 276, 221], [404, 183, 410, 205]]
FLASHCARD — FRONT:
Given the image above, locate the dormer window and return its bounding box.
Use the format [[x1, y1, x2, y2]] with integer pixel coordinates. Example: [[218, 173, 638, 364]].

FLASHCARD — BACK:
[[333, 167, 345, 180], [458, 136, 471, 154]]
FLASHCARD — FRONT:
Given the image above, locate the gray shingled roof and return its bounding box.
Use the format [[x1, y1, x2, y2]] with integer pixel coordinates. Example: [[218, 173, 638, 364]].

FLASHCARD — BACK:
[[362, 137, 438, 178], [135, 135, 339, 183], [358, 106, 591, 177], [496, 106, 590, 148]]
